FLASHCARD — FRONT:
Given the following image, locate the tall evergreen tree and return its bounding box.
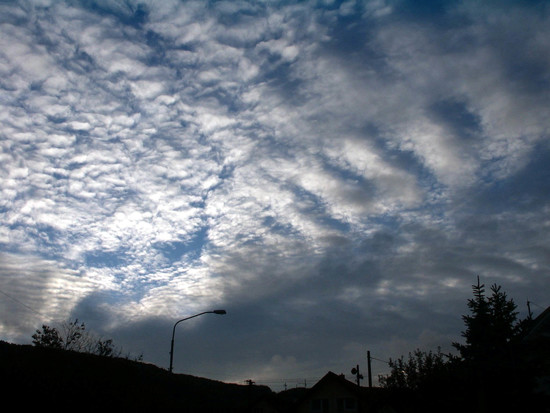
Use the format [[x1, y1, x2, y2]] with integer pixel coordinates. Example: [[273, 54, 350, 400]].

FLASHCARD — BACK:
[[453, 276, 520, 363], [453, 277, 527, 413]]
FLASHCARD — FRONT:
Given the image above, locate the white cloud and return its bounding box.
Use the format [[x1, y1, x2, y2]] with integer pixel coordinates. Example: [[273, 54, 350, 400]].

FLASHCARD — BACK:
[[0, 252, 108, 339], [0, 0, 549, 386]]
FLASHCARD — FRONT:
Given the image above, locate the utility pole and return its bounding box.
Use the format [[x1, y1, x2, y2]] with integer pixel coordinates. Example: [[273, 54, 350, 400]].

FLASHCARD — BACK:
[[367, 351, 373, 388]]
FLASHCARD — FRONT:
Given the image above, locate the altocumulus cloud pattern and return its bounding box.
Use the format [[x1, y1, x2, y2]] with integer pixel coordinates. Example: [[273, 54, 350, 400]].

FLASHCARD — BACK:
[[1, 0, 549, 387]]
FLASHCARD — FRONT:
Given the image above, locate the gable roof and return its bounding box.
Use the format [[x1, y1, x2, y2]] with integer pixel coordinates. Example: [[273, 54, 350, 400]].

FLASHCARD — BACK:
[[313, 371, 360, 393], [294, 371, 408, 412]]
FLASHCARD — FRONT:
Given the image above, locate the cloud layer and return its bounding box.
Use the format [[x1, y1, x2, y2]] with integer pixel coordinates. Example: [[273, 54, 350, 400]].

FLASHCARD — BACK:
[[1, 0, 549, 388]]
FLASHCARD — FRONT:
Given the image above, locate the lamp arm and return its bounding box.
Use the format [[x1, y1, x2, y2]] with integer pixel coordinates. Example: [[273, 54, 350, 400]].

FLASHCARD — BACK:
[[169, 311, 222, 373]]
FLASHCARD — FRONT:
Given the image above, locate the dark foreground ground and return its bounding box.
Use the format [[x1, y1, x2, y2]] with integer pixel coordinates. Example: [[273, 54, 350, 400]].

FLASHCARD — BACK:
[[0, 340, 271, 412]]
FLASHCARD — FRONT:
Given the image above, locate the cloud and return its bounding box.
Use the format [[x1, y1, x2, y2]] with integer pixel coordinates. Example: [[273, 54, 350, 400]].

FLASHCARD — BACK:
[[0, 252, 103, 340], [0, 0, 549, 388]]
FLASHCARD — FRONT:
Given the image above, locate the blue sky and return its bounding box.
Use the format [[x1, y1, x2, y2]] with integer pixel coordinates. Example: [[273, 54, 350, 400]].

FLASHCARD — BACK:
[[1, 0, 549, 390]]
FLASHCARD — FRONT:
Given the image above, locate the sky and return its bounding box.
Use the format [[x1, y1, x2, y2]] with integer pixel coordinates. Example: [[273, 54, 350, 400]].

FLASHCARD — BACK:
[[1, 0, 549, 391]]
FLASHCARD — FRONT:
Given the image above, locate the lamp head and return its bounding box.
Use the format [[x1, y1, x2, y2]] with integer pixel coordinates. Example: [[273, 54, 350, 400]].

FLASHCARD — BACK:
[[213, 309, 227, 315]]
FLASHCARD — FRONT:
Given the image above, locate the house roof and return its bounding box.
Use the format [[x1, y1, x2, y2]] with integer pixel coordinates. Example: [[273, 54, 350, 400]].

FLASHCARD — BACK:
[[524, 305, 550, 341], [294, 371, 409, 411], [314, 371, 360, 393]]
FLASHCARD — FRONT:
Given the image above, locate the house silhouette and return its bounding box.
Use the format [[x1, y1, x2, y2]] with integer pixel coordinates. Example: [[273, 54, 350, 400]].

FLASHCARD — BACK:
[[249, 371, 406, 413]]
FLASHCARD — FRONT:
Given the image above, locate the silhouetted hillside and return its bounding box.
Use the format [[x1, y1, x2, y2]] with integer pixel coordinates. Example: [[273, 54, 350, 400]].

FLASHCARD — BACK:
[[0, 340, 271, 412]]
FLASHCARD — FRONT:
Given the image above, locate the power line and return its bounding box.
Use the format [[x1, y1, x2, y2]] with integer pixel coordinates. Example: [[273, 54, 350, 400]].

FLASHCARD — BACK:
[[370, 355, 390, 364], [249, 377, 321, 384], [529, 300, 546, 310], [246, 377, 322, 389], [0, 288, 48, 318]]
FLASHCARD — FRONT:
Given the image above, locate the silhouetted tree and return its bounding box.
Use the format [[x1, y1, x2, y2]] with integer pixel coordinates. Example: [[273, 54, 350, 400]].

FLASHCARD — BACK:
[[452, 277, 520, 362], [32, 324, 63, 349], [96, 338, 115, 357], [452, 277, 532, 413], [379, 347, 455, 390], [380, 347, 465, 412], [60, 319, 93, 352], [32, 319, 124, 358], [381, 277, 536, 412]]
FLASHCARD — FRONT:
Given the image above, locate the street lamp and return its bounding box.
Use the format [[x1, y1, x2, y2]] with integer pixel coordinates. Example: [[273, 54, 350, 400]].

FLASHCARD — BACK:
[[169, 309, 226, 373]]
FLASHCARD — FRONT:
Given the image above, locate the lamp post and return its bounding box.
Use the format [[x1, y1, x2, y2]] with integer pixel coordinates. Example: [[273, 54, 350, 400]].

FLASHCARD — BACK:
[[169, 309, 226, 373]]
